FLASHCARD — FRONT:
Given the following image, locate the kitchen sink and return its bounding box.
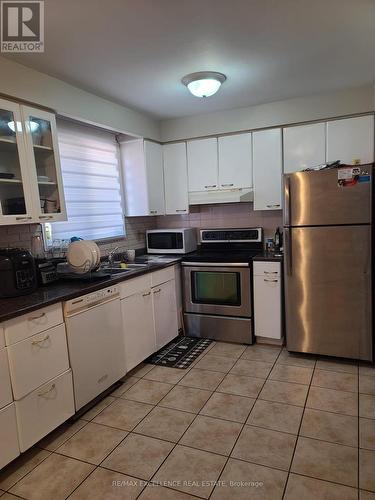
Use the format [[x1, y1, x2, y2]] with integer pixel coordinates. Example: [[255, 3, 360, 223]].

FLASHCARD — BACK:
[[106, 268, 133, 275], [101, 263, 149, 276]]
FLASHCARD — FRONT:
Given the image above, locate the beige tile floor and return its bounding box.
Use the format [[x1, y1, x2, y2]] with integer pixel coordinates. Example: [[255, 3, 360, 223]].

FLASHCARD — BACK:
[[1, 341, 375, 499]]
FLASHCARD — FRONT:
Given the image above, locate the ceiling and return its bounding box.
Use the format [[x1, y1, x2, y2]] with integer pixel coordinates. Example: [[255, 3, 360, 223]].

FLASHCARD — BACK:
[[6, 0, 375, 119]]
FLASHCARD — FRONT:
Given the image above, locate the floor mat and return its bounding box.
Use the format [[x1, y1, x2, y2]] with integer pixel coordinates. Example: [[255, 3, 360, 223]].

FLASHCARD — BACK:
[[147, 336, 213, 369]]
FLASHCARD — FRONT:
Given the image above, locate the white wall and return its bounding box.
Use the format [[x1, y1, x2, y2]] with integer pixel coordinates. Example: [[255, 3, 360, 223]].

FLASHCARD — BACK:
[[161, 85, 375, 141], [0, 57, 160, 140]]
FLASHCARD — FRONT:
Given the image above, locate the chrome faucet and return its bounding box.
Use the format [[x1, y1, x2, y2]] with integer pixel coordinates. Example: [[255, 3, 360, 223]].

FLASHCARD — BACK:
[[107, 246, 119, 268]]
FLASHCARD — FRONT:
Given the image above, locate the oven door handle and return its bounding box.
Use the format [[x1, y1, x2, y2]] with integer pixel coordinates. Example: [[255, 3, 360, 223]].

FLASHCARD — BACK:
[[181, 262, 250, 268]]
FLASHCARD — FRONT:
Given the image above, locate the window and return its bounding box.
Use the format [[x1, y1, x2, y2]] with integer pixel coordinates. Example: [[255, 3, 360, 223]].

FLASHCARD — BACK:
[[45, 119, 125, 244]]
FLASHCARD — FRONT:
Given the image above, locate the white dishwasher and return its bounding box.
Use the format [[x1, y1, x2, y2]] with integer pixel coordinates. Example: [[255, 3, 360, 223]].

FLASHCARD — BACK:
[[64, 285, 126, 410]]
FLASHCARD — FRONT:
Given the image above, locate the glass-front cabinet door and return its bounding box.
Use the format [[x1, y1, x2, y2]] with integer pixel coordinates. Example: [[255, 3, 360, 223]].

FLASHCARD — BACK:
[[0, 98, 34, 224], [22, 106, 66, 222]]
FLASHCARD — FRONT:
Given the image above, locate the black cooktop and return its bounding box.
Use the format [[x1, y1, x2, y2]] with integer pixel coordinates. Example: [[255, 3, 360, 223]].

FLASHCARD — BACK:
[[182, 227, 264, 265], [181, 250, 260, 264]]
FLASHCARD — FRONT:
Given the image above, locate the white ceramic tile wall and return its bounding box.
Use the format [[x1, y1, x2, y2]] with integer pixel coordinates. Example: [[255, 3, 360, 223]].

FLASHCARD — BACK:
[[0, 216, 157, 256], [156, 203, 283, 244], [0, 204, 282, 255]]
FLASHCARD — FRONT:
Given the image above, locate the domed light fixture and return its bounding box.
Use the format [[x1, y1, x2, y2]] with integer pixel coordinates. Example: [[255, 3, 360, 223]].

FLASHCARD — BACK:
[[182, 71, 226, 98]]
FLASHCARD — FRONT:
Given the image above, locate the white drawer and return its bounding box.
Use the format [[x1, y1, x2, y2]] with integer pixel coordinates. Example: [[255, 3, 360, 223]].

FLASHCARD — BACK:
[[15, 369, 75, 452], [253, 261, 281, 277], [0, 403, 20, 469], [4, 303, 63, 346], [151, 266, 175, 287], [0, 347, 13, 409], [119, 274, 152, 299], [7, 323, 70, 400]]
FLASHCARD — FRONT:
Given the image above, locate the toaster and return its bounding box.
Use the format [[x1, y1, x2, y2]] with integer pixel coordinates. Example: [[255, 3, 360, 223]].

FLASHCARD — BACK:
[[0, 248, 37, 297]]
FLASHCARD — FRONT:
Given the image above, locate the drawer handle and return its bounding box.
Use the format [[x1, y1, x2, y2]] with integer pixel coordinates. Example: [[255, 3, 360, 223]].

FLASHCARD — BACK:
[[16, 216, 33, 221], [221, 183, 234, 187], [204, 184, 217, 189], [175, 209, 187, 212], [150, 210, 157, 214], [38, 383, 56, 397], [142, 291, 151, 297], [39, 215, 54, 220], [264, 271, 278, 275], [28, 312, 46, 321], [31, 334, 50, 345], [266, 204, 281, 208], [264, 279, 278, 283], [153, 288, 161, 294]]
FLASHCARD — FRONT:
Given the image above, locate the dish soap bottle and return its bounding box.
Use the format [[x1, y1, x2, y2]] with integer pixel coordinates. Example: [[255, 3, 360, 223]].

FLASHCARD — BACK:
[[274, 227, 281, 252]]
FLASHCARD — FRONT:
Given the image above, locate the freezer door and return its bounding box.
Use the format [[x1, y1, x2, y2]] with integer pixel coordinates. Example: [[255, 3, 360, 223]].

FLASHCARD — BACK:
[[284, 225, 372, 360], [284, 168, 372, 226]]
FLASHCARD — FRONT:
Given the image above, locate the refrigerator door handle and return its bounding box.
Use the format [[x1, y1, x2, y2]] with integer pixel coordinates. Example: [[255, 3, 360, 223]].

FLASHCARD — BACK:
[[284, 175, 291, 226], [284, 227, 292, 276]]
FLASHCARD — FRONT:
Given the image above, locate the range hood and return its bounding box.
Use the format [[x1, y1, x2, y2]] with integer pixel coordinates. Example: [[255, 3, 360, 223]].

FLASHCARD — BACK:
[[189, 187, 253, 205]]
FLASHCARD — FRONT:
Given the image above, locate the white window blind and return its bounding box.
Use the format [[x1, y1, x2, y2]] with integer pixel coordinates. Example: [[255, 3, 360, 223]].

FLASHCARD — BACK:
[[49, 119, 125, 242]]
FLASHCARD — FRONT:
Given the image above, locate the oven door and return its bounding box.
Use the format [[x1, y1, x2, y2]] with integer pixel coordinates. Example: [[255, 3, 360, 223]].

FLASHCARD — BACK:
[[183, 264, 251, 318]]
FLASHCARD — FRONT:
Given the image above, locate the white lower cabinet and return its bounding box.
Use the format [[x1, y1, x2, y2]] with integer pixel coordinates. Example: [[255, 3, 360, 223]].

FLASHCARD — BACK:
[[253, 261, 282, 340], [120, 266, 180, 370], [0, 347, 13, 409], [121, 287, 156, 372], [15, 369, 75, 452], [0, 403, 20, 468], [153, 279, 178, 350], [7, 323, 70, 400]]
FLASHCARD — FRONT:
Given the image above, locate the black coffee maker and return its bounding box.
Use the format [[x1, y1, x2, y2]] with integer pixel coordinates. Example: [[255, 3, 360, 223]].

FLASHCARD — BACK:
[[0, 248, 37, 297]]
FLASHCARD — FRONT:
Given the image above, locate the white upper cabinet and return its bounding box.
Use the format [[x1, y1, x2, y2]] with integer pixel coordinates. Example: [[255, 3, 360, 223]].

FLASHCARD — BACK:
[[163, 142, 189, 214], [0, 99, 34, 225], [283, 122, 326, 173], [0, 99, 66, 225], [218, 133, 252, 189], [253, 128, 282, 211], [144, 141, 165, 215], [22, 106, 67, 223], [187, 138, 218, 192], [326, 115, 374, 165], [122, 139, 165, 216]]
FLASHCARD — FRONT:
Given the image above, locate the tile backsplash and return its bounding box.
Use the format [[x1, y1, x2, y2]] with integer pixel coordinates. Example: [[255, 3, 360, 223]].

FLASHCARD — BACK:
[[0, 216, 157, 256], [156, 203, 282, 244], [0, 204, 282, 256]]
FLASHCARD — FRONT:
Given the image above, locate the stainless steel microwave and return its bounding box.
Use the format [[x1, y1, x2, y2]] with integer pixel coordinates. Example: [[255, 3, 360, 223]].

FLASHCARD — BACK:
[[146, 228, 197, 254]]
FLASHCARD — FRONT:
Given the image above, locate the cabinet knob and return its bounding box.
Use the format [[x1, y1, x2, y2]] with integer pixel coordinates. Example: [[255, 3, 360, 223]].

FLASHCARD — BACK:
[[149, 210, 157, 215]]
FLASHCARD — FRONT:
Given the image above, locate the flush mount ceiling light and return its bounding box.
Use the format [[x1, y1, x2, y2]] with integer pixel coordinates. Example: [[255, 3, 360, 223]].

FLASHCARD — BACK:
[[182, 71, 227, 98], [8, 120, 39, 133]]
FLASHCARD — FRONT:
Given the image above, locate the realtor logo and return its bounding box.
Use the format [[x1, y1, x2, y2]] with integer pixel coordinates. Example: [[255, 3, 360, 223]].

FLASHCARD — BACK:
[[1, 1, 44, 52]]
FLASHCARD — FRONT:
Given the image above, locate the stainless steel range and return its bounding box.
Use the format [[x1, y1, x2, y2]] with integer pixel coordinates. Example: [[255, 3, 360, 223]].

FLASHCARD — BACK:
[[182, 228, 263, 344]]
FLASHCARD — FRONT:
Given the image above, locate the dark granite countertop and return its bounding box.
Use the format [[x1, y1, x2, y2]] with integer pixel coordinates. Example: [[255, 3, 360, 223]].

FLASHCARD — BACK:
[[253, 252, 284, 262], [0, 257, 181, 323]]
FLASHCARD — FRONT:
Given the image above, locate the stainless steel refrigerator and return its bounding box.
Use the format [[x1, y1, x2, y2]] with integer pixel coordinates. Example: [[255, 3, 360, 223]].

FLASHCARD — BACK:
[[283, 166, 373, 361]]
